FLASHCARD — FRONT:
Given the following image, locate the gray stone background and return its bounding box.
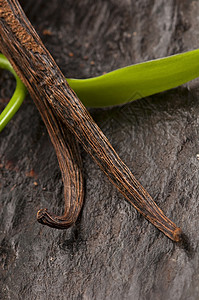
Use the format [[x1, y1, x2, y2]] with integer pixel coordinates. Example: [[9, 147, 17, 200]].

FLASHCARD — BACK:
[[0, 0, 199, 299]]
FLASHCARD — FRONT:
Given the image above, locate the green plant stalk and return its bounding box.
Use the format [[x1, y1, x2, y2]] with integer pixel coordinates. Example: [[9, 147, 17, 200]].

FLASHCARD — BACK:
[[69, 48, 199, 107], [0, 54, 27, 131], [1, 48, 199, 131]]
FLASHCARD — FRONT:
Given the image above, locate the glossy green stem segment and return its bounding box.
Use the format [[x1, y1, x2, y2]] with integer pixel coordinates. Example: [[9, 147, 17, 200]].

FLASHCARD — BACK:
[[68, 48, 199, 107], [1, 49, 199, 131], [0, 54, 27, 132]]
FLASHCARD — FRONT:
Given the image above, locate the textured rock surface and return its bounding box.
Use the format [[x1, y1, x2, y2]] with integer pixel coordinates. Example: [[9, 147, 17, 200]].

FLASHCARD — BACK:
[[0, 0, 199, 299]]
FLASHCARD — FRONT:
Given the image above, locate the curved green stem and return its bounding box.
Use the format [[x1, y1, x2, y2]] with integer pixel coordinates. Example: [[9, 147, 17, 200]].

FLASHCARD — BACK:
[[1, 49, 199, 131], [0, 54, 27, 132]]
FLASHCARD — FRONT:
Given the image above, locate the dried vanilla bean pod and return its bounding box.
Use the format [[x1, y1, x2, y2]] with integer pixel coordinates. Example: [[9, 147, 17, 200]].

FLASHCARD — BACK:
[[0, 0, 182, 241], [36, 99, 84, 229], [0, 3, 84, 229]]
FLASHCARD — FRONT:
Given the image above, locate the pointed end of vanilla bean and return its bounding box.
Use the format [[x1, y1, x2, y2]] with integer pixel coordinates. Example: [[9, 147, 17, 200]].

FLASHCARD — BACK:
[[173, 227, 183, 242], [37, 208, 74, 229], [154, 218, 183, 242], [37, 208, 54, 227], [161, 225, 183, 242]]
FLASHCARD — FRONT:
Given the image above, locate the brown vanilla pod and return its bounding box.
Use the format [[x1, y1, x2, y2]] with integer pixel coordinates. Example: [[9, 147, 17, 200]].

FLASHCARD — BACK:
[[36, 105, 84, 229], [0, 0, 182, 241]]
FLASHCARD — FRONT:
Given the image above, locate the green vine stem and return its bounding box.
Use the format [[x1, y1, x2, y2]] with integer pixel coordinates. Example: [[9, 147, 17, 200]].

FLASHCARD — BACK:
[[0, 53, 27, 131], [1, 48, 199, 132]]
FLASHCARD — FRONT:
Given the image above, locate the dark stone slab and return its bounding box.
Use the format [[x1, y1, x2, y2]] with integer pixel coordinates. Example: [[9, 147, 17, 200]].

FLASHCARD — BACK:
[[0, 0, 199, 299]]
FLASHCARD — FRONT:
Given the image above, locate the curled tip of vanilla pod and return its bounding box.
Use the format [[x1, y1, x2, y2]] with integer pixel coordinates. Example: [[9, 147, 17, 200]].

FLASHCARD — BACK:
[[37, 209, 74, 229]]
